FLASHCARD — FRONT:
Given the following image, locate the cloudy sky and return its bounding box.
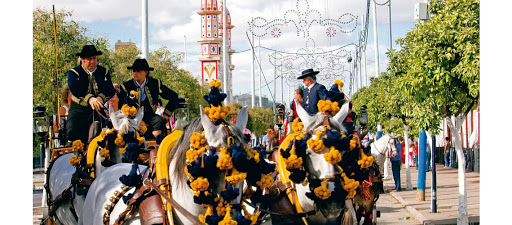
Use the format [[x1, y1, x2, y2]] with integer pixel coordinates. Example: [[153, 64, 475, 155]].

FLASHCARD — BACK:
[[33, 0, 425, 105]]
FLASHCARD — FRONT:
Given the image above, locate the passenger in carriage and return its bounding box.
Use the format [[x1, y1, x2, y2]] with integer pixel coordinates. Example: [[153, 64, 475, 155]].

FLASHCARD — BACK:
[[120, 58, 180, 140], [52, 84, 72, 146], [104, 83, 121, 116], [297, 69, 327, 115], [66, 45, 115, 145], [288, 88, 304, 122]]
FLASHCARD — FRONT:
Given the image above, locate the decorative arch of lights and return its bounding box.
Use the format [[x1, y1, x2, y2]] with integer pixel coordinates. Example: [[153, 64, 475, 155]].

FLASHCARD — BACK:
[[267, 38, 354, 87], [247, 0, 359, 88]]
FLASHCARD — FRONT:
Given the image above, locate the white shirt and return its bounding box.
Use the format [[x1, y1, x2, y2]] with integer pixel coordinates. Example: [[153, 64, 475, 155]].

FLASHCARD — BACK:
[[135, 78, 147, 101], [305, 82, 316, 91]]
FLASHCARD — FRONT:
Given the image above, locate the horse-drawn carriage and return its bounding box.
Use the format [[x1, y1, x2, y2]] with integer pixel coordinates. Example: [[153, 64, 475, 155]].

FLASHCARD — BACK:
[[40, 80, 397, 225]]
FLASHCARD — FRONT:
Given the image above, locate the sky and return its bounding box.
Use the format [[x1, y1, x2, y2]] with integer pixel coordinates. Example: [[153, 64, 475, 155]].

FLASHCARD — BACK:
[[32, 0, 424, 106]]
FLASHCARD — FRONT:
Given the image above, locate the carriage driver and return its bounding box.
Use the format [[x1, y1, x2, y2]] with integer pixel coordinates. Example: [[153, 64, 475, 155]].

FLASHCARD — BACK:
[[120, 58, 180, 139], [66, 45, 115, 145]]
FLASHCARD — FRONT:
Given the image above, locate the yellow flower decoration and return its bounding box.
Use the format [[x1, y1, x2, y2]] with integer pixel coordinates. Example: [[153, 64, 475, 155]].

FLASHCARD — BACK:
[[209, 79, 222, 89], [256, 173, 274, 189], [285, 154, 303, 170], [342, 172, 359, 199], [121, 105, 137, 117], [317, 100, 340, 116], [251, 149, 260, 163], [292, 119, 303, 133], [348, 139, 357, 151], [218, 206, 237, 225], [215, 198, 228, 217], [190, 132, 206, 149], [199, 205, 213, 224], [334, 79, 344, 88], [135, 131, 144, 145], [100, 130, 107, 138], [314, 179, 332, 200], [72, 140, 84, 153], [204, 106, 230, 123], [226, 170, 247, 185], [190, 177, 209, 192], [68, 155, 82, 166], [129, 90, 138, 98], [295, 131, 307, 140], [324, 147, 342, 165], [99, 148, 110, 158], [217, 147, 233, 170], [307, 130, 325, 153], [139, 124, 147, 135], [186, 149, 200, 163], [119, 145, 127, 154], [115, 132, 125, 147], [357, 148, 374, 169]]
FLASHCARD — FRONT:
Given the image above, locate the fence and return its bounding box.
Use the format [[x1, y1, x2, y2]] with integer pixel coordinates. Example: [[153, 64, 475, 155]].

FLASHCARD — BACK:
[[433, 147, 479, 172]]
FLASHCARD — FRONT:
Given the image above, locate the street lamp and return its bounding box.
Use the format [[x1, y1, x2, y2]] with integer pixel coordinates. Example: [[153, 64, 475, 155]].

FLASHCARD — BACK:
[[33, 105, 49, 138], [274, 103, 285, 140], [359, 104, 368, 129], [172, 97, 189, 130]]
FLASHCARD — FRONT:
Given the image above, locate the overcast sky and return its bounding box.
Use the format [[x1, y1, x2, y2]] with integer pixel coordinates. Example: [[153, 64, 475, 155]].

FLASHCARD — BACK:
[[33, 0, 426, 105]]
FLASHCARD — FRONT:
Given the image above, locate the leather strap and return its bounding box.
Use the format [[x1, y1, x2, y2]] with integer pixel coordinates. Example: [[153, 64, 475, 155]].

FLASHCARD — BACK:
[[145, 179, 202, 225]]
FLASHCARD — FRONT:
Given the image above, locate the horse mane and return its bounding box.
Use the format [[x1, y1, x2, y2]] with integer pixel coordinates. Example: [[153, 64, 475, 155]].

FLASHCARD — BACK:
[[167, 117, 247, 189]]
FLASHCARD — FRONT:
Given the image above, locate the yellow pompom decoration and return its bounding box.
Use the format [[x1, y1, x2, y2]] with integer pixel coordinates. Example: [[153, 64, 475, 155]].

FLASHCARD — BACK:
[[129, 90, 138, 97], [217, 147, 234, 170], [139, 124, 147, 135], [307, 130, 325, 153], [215, 198, 228, 216], [115, 132, 125, 147], [334, 79, 344, 88], [199, 206, 213, 224], [72, 140, 84, 153], [218, 206, 237, 225], [209, 79, 222, 89], [349, 139, 357, 151], [100, 130, 107, 138], [205, 106, 231, 123], [119, 146, 127, 154], [324, 147, 342, 165], [285, 154, 303, 170], [314, 179, 332, 200], [190, 177, 209, 192], [251, 149, 260, 163], [99, 148, 110, 158], [226, 170, 247, 185], [317, 100, 340, 116], [357, 148, 374, 168], [121, 105, 137, 117], [186, 149, 200, 163], [295, 131, 307, 140], [342, 172, 359, 199], [292, 119, 304, 133], [69, 155, 82, 166], [135, 131, 144, 145], [256, 174, 274, 189], [190, 132, 206, 149]]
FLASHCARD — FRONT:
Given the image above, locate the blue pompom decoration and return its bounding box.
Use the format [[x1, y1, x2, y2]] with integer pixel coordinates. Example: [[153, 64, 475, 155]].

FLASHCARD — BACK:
[[288, 169, 307, 183], [119, 163, 142, 188], [232, 145, 251, 172], [205, 212, 222, 225], [193, 191, 216, 205], [220, 181, 240, 202], [203, 87, 227, 107], [322, 83, 345, 102], [187, 156, 205, 178], [124, 143, 142, 163]]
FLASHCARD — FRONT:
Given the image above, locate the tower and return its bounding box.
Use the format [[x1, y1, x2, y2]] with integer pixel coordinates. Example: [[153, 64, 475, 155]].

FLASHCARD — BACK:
[[219, 1, 235, 101], [198, 0, 222, 84]]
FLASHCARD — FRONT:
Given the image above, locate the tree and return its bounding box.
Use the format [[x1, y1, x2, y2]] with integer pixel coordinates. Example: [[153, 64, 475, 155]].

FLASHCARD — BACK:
[[394, 0, 479, 223], [33, 8, 110, 114]]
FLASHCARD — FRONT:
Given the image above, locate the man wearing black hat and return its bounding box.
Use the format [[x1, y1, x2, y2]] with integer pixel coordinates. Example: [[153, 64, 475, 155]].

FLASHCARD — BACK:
[[120, 58, 179, 139], [66, 45, 115, 144], [297, 69, 327, 115]]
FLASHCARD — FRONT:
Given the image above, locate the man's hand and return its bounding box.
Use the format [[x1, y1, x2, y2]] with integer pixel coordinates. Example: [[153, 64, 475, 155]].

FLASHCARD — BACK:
[[89, 97, 104, 111]]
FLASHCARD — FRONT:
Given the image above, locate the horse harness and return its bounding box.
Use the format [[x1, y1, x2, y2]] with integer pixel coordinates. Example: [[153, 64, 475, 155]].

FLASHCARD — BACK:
[[104, 120, 238, 225]]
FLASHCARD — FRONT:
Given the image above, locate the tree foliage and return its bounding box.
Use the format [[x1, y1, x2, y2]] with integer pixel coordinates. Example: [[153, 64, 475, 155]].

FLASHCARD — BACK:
[[33, 8, 110, 114], [395, 0, 479, 130]]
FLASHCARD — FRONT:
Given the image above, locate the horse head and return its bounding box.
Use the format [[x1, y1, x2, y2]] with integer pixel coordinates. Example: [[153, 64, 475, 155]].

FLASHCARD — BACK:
[[199, 105, 248, 148], [109, 105, 144, 134], [289, 99, 352, 220]]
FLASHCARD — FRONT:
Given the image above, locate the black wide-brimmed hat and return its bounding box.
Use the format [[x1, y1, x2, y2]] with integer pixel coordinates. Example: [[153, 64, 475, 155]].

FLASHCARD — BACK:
[[127, 59, 154, 71], [297, 68, 319, 79], [75, 45, 103, 57]]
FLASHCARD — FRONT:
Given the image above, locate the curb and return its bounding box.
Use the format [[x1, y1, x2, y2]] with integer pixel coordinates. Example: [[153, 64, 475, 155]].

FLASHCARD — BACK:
[[389, 191, 429, 225]]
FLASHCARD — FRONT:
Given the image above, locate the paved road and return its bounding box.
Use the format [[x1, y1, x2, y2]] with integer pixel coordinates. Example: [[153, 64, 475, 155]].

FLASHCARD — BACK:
[[34, 190, 43, 207]]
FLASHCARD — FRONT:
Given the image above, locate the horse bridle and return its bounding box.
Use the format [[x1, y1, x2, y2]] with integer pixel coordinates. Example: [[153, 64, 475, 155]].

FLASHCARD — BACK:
[[372, 136, 396, 157]]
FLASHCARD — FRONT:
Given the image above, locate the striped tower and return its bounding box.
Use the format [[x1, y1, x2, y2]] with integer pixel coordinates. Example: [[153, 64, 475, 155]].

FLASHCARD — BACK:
[[219, 1, 235, 101], [198, 0, 222, 85]]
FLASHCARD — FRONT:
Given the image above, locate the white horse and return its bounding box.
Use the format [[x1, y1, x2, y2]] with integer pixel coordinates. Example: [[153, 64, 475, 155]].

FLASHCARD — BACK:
[[279, 99, 354, 225], [45, 107, 144, 225], [369, 134, 398, 179], [79, 106, 250, 225]]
